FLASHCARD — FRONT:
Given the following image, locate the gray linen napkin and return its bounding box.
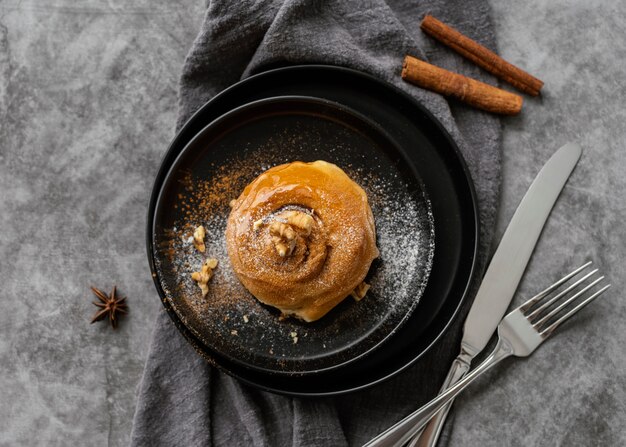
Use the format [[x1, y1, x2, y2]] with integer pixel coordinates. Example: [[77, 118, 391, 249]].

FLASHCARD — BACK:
[[131, 0, 502, 445]]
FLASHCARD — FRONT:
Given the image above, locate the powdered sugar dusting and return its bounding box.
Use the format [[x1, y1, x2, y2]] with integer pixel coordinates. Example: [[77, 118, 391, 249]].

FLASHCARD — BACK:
[[153, 110, 435, 373]]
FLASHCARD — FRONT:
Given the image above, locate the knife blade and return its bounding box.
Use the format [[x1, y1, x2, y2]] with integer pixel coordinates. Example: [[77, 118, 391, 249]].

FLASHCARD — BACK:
[[362, 142, 582, 447], [406, 142, 582, 447]]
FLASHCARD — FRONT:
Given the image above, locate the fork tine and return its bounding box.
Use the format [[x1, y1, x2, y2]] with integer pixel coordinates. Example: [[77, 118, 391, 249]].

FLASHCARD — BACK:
[[519, 261, 593, 313], [532, 276, 604, 328], [526, 268, 599, 321], [539, 284, 611, 338]]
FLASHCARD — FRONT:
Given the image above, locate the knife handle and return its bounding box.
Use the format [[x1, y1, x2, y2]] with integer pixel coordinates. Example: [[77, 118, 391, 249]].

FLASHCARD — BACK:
[[406, 352, 472, 447]]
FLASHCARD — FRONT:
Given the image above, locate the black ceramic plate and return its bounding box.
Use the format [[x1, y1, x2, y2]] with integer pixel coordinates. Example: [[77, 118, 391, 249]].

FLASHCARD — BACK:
[[153, 97, 435, 375], [147, 65, 478, 395]]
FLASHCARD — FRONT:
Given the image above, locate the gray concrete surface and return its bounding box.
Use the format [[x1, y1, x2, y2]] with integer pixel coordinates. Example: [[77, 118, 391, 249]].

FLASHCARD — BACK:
[[1, 0, 624, 445], [448, 1, 626, 445], [0, 1, 203, 445]]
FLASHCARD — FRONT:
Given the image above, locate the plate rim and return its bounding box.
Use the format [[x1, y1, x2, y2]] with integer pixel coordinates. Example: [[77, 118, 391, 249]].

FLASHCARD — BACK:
[[151, 94, 436, 375], [146, 64, 480, 396]]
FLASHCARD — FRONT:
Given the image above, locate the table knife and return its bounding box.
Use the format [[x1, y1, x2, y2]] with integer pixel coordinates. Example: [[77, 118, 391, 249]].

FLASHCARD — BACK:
[[363, 142, 582, 447], [406, 141, 582, 447]]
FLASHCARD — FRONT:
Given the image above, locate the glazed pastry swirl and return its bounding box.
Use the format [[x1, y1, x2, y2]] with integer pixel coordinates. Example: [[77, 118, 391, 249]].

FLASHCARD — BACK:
[[226, 160, 379, 322]]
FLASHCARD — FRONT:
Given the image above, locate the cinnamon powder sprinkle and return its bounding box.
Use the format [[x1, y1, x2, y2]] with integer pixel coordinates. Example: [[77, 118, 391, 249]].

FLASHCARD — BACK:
[[153, 125, 434, 364]]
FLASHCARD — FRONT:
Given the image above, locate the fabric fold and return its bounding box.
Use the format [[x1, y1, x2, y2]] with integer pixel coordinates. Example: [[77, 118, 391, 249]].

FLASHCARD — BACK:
[[133, 1, 502, 445]]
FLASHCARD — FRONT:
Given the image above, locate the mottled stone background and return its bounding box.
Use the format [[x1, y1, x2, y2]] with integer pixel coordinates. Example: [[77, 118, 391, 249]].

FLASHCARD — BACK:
[[0, 0, 624, 446], [0, 1, 204, 445]]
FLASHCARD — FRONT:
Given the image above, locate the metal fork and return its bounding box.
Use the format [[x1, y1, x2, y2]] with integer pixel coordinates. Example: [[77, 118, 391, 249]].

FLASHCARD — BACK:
[[363, 262, 611, 447]]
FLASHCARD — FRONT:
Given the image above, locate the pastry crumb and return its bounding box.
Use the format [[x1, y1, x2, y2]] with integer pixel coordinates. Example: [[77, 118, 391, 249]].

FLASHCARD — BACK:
[[253, 219, 264, 231], [351, 281, 370, 301], [230, 329, 238, 336], [243, 315, 249, 323], [290, 331, 298, 344]]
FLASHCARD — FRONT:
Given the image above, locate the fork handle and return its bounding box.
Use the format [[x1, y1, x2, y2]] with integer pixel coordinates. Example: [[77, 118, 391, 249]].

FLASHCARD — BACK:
[[362, 337, 515, 447], [405, 355, 472, 447]]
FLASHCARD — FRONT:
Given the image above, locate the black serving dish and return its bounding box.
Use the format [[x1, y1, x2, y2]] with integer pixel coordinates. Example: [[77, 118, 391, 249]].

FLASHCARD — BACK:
[[152, 96, 436, 375], [147, 65, 478, 396]]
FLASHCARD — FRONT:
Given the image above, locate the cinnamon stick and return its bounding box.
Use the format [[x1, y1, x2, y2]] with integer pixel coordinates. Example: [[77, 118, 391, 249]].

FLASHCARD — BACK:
[[421, 15, 543, 96], [402, 55, 523, 115]]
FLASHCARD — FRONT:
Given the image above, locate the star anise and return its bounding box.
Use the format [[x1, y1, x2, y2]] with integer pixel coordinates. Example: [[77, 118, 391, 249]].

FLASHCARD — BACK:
[[90, 286, 128, 329]]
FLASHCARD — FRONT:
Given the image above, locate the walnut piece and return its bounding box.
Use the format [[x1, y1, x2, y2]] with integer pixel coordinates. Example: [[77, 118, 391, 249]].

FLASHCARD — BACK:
[[267, 210, 314, 257], [191, 258, 218, 297], [269, 221, 297, 257], [283, 210, 314, 236], [351, 281, 370, 302], [193, 225, 206, 253]]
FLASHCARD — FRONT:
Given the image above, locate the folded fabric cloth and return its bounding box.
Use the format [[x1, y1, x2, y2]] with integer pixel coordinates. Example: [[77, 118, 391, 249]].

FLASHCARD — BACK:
[[131, 1, 501, 445]]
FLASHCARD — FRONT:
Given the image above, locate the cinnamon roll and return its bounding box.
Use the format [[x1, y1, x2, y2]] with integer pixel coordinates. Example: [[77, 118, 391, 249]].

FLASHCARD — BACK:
[[225, 160, 379, 322]]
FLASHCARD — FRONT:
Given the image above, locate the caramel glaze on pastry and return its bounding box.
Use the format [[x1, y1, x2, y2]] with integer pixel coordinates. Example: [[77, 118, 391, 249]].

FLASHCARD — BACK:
[[225, 160, 379, 322]]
